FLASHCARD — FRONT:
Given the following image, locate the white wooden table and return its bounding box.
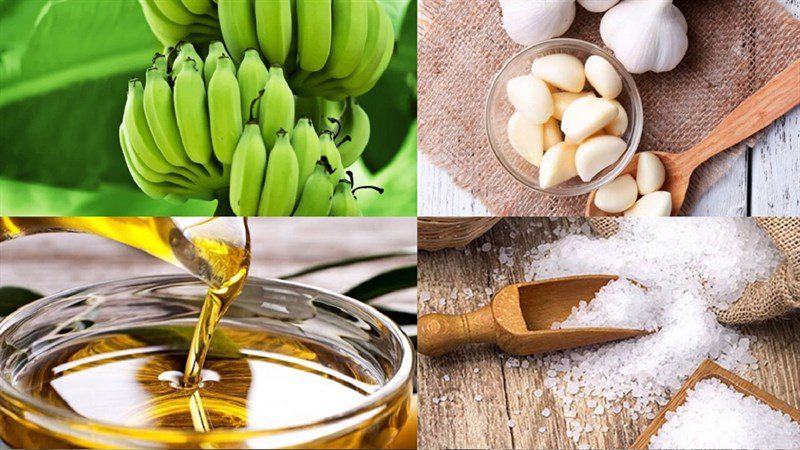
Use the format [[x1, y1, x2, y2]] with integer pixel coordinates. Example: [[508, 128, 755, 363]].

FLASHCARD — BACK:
[[419, 0, 800, 217]]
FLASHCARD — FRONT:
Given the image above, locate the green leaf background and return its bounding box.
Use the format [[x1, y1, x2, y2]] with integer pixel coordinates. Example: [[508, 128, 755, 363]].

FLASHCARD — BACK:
[[0, 0, 416, 216]]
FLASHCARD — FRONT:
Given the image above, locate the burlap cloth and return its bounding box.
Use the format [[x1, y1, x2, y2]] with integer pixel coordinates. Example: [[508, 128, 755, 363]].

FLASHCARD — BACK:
[[419, 0, 800, 215], [589, 217, 800, 324]]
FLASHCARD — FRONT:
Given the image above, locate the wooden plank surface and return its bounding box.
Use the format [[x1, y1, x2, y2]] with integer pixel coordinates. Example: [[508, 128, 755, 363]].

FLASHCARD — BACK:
[[0, 218, 417, 313], [418, 0, 800, 217], [417, 218, 800, 449]]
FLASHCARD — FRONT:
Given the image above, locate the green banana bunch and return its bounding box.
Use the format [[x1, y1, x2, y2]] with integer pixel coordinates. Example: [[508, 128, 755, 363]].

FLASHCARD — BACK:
[[120, 42, 379, 216], [138, 0, 394, 99], [293, 157, 335, 216]]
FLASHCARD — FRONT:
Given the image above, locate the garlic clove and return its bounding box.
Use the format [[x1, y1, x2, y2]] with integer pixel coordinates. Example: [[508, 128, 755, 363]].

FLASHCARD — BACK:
[[636, 152, 666, 195], [600, 0, 688, 74], [604, 100, 628, 136], [539, 142, 578, 189], [500, 0, 576, 46], [575, 135, 627, 182], [552, 91, 594, 121], [543, 117, 563, 151], [561, 96, 618, 143], [584, 55, 622, 99], [507, 112, 545, 166], [594, 174, 637, 213], [577, 0, 619, 13], [507, 75, 553, 124], [624, 191, 673, 216], [531, 54, 586, 93]]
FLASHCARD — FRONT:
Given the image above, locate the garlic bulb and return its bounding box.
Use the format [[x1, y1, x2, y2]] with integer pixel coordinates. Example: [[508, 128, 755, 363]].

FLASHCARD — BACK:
[[500, 0, 576, 46], [577, 0, 619, 13], [600, 0, 688, 74]]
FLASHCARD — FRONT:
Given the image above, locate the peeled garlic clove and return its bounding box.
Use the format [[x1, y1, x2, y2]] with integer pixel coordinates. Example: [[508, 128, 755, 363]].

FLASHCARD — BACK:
[[507, 112, 545, 166], [577, 0, 619, 12], [539, 142, 578, 189], [561, 96, 618, 143], [584, 55, 622, 99], [594, 174, 637, 213], [624, 191, 673, 216], [507, 75, 553, 124], [600, 0, 688, 74], [636, 152, 666, 195], [500, 0, 576, 46], [543, 117, 563, 150], [575, 135, 627, 182], [604, 100, 628, 136], [531, 54, 586, 93], [552, 91, 593, 121]]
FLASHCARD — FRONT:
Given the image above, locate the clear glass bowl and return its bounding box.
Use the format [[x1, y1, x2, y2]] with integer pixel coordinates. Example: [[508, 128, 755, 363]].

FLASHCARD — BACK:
[[486, 38, 643, 196], [0, 276, 414, 449]]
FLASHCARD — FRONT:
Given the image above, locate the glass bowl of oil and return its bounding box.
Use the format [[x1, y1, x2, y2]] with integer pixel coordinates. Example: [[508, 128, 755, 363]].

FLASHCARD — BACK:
[[0, 276, 414, 449]]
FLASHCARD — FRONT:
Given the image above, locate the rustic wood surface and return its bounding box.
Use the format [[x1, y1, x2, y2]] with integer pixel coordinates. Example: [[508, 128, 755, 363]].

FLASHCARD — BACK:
[[417, 218, 800, 449], [418, 0, 800, 217], [0, 218, 417, 314]]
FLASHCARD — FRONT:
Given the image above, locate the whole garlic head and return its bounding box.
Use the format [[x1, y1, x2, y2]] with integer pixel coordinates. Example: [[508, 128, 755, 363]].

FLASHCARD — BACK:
[[600, 0, 688, 73], [577, 0, 619, 13], [500, 0, 576, 46]]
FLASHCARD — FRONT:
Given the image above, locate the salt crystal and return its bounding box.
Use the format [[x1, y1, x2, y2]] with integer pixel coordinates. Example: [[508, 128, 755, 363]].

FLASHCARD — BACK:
[[474, 395, 483, 402], [482, 243, 492, 252], [473, 367, 480, 373], [541, 408, 551, 418], [538, 427, 546, 433], [420, 291, 431, 302], [594, 405, 605, 415], [507, 419, 515, 428], [534, 389, 543, 397], [442, 374, 450, 382], [648, 378, 800, 449]]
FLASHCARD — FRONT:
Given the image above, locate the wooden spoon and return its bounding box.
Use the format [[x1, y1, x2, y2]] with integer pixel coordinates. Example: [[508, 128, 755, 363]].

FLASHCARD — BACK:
[[586, 58, 800, 217], [417, 275, 650, 357]]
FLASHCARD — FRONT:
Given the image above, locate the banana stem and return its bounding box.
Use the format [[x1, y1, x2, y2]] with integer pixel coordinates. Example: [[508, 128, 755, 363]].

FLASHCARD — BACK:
[[213, 188, 234, 216]]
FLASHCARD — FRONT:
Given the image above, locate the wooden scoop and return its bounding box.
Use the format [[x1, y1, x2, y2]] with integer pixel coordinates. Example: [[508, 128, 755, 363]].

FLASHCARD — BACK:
[[417, 275, 650, 357], [586, 58, 800, 217]]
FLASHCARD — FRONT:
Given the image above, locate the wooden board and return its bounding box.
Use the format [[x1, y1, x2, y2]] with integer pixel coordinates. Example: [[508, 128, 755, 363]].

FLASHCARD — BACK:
[[417, 218, 800, 449]]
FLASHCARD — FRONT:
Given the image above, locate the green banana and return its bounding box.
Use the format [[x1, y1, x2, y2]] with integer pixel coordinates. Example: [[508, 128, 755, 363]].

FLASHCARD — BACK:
[[152, 0, 199, 26], [173, 58, 215, 168], [325, 0, 368, 79], [123, 79, 179, 175], [331, 0, 392, 94], [229, 122, 267, 216], [293, 157, 335, 216], [296, 0, 332, 72], [258, 130, 299, 216], [330, 175, 359, 216], [237, 49, 269, 121], [254, 0, 293, 66], [152, 52, 168, 73], [181, 0, 215, 16], [351, 16, 394, 96], [217, 0, 259, 61], [208, 54, 243, 165], [173, 42, 204, 80], [121, 125, 180, 199], [318, 131, 343, 185], [259, 66, 295, 149], [143, 65, 205, 176], [140, 0, 219, 46], [290, 118, 321, 199], [204, 41, 229, 84], [335, 97, 369, 167]]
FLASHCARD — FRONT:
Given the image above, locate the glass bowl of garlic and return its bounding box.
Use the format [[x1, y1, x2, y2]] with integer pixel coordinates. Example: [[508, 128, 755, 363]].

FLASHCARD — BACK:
[[486, 38, 643, 196]]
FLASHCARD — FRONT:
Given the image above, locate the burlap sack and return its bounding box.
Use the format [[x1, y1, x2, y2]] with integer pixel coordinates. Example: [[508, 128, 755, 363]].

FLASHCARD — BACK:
[[419, 0, 800, 215], [588, 217, 800, 324]]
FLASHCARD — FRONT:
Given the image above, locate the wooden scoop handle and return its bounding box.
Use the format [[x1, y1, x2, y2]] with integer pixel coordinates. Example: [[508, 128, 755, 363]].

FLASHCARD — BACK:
[[682, 58, 800, 172], [418, 305, 496, 357]]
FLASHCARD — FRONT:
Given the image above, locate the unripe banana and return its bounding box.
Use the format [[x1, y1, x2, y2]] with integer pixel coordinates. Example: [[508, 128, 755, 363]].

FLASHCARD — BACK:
[[229, 122, 267, 216], [318, 131, 344, 185], [326, 0, 368, 79], [208, 54, 243, 165], [259, 66, 295, 149], [338, 0, 393, 92], [290, 118, 321, 199], [173, 58, 215, 168], [121, 125, 187, 199], [123, 79, 178, 175], [351, 18, 394, 96], [293, 158, 335, 216], [140, 0, 219, 46], [173, 42, 204, 80], [258, 130, 299, 216], [204, 41, 229, 84], [181, 0, 215, 16], [330, 176, 359, 216], [254, 0, 293, 66], [237, 49, 269, 121], [315, 97, 344, 132], [143, 65, 205, 175], [217, 0, 259, 61], [296, 0, 332, 72], [152, 0, 199, 26], [336, 97, 370, 167], [152, 52, 168, 73]]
